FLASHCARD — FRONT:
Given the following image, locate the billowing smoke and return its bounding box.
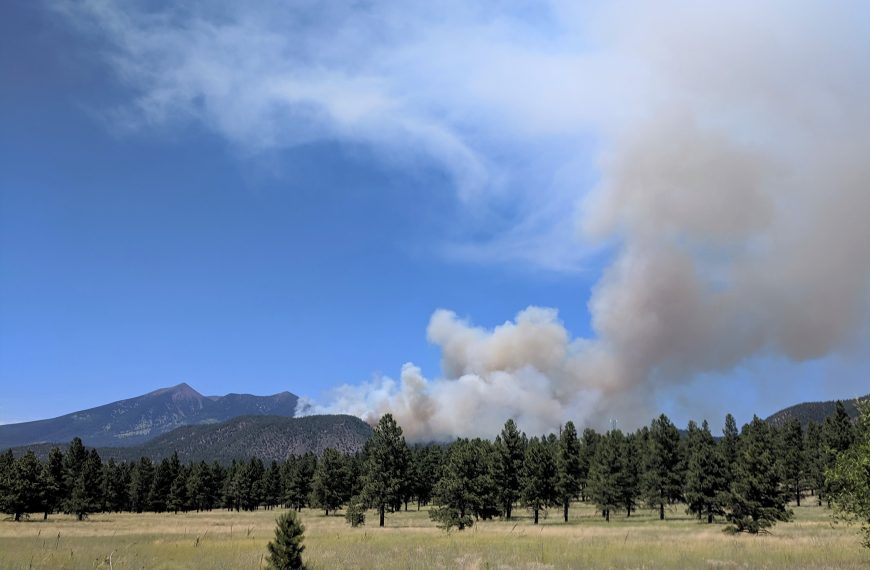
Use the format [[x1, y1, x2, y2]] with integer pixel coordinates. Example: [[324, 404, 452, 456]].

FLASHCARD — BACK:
[[63, 1, 870, 439], [301, 2, 870, 439]]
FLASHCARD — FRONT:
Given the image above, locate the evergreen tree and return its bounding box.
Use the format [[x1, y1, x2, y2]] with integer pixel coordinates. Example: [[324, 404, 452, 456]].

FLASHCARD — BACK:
[[579, 428, 600, 501], [283, 455, 315, 511], [43, 447, 65, 519], [779, 418, 805, 506], [186, 461, 211, 512], [63, 437, 88, 502], [409, 446, 441, 510], [266, 510, 306, 570], [557, 421, 582, 522], [804, 421, 825, 504], [66, 448, 102, 520], [311, 448, 348, 515], [168, 466, 189, 513], [361, 413, 409, 527], [103, 458, 130, 512], [430, 439, 487, 530], [721, 414, 739, 479], [263, 461, 283, 510], [587, 430, 623, 521], [493, 419, 525, 519], [822, 401, 857, 506], [827, 399, 870, 547], [684, 420, 729, 523], [521, 436, 558, 524], [0, 451, 44, 521], [129, 457, 155, 513], [642, 414, 683, 520], [345, 496, 366, 527], [619, 432, 642, 517], [726, 416, 792, 533]]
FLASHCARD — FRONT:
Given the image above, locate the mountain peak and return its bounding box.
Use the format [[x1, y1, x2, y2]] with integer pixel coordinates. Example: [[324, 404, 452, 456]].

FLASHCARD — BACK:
[[0, 384, 299, 449]]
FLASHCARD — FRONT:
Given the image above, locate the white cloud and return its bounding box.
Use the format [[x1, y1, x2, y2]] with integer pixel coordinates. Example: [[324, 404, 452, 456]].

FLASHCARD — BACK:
[[63, 1, 870, 438]]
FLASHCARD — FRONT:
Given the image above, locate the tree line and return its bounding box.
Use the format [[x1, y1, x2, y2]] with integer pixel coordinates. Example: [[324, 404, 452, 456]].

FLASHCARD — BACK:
[[0, 402, 862, 535]]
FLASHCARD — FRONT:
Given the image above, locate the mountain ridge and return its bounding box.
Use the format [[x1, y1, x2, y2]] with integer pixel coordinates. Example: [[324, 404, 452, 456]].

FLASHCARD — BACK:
[[764, 393, 867, 429], [0, 383, 299, 448]]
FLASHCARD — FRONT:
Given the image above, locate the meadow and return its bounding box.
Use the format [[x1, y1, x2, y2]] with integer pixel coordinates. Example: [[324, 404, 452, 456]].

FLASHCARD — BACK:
[[0, 502, 866, 569]]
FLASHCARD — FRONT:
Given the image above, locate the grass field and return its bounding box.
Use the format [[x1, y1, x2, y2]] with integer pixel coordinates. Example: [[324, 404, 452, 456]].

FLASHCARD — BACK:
[[0, 502, 866, 569]]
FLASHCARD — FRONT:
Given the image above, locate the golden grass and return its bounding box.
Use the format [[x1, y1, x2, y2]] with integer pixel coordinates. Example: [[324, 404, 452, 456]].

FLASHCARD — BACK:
[[0, 502, 866, 569]]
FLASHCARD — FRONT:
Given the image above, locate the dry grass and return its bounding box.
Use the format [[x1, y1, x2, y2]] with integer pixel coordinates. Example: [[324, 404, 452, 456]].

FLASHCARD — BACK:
[[0, 502, 866, 569]]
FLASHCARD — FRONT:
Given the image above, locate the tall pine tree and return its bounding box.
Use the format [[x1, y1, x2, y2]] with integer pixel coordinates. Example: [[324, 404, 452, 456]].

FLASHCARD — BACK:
[[642, 414, 683, 520], [361, 414, 409, 527], [727, 416, 792, 533]]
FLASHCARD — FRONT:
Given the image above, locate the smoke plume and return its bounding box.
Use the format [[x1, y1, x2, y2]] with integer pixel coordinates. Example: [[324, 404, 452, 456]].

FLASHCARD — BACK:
[[64, 2, 870, 439], [300, 2, 870, 439]]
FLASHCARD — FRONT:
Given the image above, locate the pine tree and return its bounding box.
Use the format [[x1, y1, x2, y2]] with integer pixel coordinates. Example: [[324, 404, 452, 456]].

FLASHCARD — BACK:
[[619, 432, 642, 517], [521, 436, 558, 524], [822, 401, 857, 506], [587, 430, 622, 522], [283, 455, 315, 512], [409, 446, 441, 510], [361, 413, 409, 527], [642, 414, 683, 520], [66, 448, 103, 520], [311, 448, 348, 516], [129, 457, 155, 513], [43, 447, 65, 519], [557, 421, 582, 522], [168, 466, 189, 513], [103, 458, 130, 512], [684, 420, 729, 523], [266, 510, 306, 570], [494, 419, 525, 519], [721, 414, 739, 479], [778, 418, 805, 506], [804, 421, 825, 504], [430, 439, 484, 530], [827, 399, 870, 547], [1, 451, 44, 521], [579, 428, 600, 501], [726, 416, 792, 533]]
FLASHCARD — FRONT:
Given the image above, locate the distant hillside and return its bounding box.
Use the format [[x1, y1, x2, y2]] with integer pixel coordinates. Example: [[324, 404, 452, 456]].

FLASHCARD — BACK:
[[765, 394, 867, 429], [0, 383, 298, 448], [10, 415, 372, 463]]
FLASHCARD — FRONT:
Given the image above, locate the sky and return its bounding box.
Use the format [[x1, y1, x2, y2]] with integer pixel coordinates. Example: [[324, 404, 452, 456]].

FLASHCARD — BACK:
[[1, 1, 868, 438]]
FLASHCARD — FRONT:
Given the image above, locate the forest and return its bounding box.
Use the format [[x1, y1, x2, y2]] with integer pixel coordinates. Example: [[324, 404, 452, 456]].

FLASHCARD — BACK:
[[0, 402, 862, 537]]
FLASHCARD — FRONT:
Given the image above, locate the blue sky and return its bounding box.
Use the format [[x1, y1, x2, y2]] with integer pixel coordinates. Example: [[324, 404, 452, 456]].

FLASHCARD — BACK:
[[1, 1, 868, 436]]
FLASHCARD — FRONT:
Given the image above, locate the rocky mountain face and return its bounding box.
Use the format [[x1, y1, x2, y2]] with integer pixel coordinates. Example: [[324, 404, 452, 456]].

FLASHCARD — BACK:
[[0, 383, 299, 448]]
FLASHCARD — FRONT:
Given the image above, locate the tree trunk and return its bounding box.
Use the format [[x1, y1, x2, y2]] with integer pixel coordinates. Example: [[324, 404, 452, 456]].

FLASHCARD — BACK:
[[627, 507, 631, 517], [659, 503, 664, 520], [796, 485, 801, 506], [43, 512, 48, 520], [605, 508, 610, 522], [707, 513, 713, 524], [14, 513, 20, 522], [534, 508, 539, 524], [563, 500, 569, 522], [506, 504, 512, 520], [379, 505, 385, 527]]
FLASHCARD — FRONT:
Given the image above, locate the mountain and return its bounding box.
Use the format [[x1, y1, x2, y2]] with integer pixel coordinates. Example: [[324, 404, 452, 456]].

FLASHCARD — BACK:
[[104, 414, 371, 463], [765, 394, 867, 429], [0, 383, 299, 448], [11, 415, 372, 464]]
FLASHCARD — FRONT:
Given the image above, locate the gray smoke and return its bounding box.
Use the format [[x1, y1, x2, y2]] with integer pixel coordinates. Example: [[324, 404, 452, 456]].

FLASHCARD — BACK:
[[301, 2, 870, 439], [63, 1, 870, 439]]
